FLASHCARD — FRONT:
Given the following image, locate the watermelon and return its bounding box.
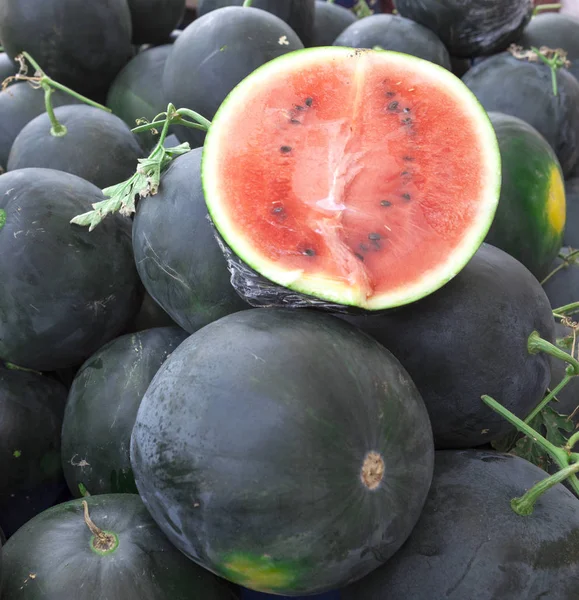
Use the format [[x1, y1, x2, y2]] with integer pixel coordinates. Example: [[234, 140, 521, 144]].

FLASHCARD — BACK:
[[61, 327, 188, 498], [0, 364, 67, 538], [542, 247, 579, 308], [463, 51, 579, 178], [517, 13, 579, 83], [197, 0, 316, 46], [202, 46, 501, 311], [133, 147, 249, 333], [162, 5, 304, 147], [0, 168, 142, 371], [126, 293, 179, 333], [0, 82, 80, 171], [340, 243, 555, 448], [126, 0, 186, 46], [484, 112, 565, 279], [0, 0, 134, 100], [342, 450, 579, 600], [131, 308, 434, 595], [334, 14, 452, 70], [7, 106, 145, 189], [311, 0, 356, 47], [107, 45, 173, 150], [394, 0, 533, 58], [564, 176, 579, 248], [0, 494, 239, 599]]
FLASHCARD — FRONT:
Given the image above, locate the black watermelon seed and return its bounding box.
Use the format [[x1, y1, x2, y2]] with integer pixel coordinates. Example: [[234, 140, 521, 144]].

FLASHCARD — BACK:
[[360, 243, 369, 252], [355, 252, 365, 261], [271, 205, 284, 214], [401, 171, 410, 176], [403, 156, 414, 161], [368, 233, 381, 241], [290, 119, 301, 125], [386, 91, 395, 97], [401, 118, 412, 125], [380, 200, 392, 207], [402, 193, 411, 201], [280, 145, 292, 153], [403, 107, 411, 113], [295, 105, 305, 111], [388, 101, 399, 111], [305, 97, 313, 107], [303, 248, 316, 256]]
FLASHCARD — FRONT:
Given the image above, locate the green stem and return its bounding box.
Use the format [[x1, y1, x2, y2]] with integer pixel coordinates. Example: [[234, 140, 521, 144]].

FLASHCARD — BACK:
[[527, 331, 579, 376], [525, 375, 573, 424], [553, 301, 579, 318], [42, 84, 67, 137], [533, 3, 562, 15], [566, 430, 579, 451], [511, 460, 579, 516], [482, 395, 579, 498], [242, 0, 253, 6], [353, 0, 373, 17], [20, 51, 111, 113], [530, 46, 564, 96], [541, 249, 579, 285]]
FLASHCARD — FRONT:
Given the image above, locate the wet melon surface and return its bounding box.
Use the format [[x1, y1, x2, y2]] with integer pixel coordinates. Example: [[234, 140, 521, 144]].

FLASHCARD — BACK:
[[203, 47, 501, 310]]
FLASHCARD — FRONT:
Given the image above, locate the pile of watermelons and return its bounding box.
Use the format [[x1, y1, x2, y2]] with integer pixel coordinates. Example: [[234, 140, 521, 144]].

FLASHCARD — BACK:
[[2, 0, 579, 598]]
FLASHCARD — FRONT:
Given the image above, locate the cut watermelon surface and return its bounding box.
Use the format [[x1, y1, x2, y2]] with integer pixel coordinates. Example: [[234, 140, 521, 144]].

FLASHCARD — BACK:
[[203, 47, 501, 310]]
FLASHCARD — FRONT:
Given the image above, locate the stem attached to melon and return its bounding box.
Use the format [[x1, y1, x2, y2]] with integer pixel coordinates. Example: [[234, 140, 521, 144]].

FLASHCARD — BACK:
[[527, 330, 579, 376], [43, 86, 67, 137], [530, 47, 568, 96], [71, 103, 210, 230], [82, 500, 119, 555], [482, 395, 579, 502], [511, 460, 579, 516], [541, 249, 579, 285], [533, 3, 562, 16]]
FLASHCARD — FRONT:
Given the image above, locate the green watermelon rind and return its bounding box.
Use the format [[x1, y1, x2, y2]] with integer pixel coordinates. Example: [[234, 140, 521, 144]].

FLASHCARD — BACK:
[[202, 46, 501, 310]]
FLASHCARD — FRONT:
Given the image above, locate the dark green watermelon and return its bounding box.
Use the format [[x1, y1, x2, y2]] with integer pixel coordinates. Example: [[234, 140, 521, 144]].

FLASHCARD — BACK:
[[564, 176, 579, 248], [107, 45, 173, 151], [342, 450, 579, 600], [340, 244, 555, 449], [0, 0, 134, 100], [517, 13, 579, 82], [127, 0, 186, 46], [198, 0, 315, 46], [132, 148, 248, 333], [7, 106, 144, 189], [311, 0, 356, 47], [61, 327, 188, 498], [162, 6, 304, 147], [0, 494, 239, 599], [484, 112, 565, 279], [0, 82, 80, 171], [334, 14, 451, 70], [394, 0, 533, 58], [0, 364, 67, 538], [463, 52, 579, 177], [0, 168, 142, 371], [131, 308, 434, 595]]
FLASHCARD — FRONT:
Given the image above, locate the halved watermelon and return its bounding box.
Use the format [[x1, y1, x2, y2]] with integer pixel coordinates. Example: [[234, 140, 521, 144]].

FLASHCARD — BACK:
[[202, 47, 501, 311]]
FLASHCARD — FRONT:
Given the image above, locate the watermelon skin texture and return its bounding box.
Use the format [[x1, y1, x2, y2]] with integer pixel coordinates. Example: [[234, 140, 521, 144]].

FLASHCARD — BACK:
[[133, 148, 249, 333], [198, 0, 316, 46], [342, 450, 579, 600], [7, 105, 145, 190], [463, 52, 579, 178], [131, 308, 434, 596], [341, 244, 555, 449], [127, 0, 186, 46], [334, 14, 451, 70], [484, 112, 565, 280], [162, 6, 304, 147], [564, 176, 579, 248], [107, 46, 173, 151], [0, 0, 134, 100], [61, 327, 189, 499], [0, 365, 68, 539], [394, 0, 533, 58], [312, 0, 356, 46], [0, 494, 240, 600], [0, 168, 142, 372]]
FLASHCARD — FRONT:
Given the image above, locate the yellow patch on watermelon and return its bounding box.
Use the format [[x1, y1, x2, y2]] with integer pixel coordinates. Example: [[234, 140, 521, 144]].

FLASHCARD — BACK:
[[546, 164, 566, 235], [219, 552, 299, 591]]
